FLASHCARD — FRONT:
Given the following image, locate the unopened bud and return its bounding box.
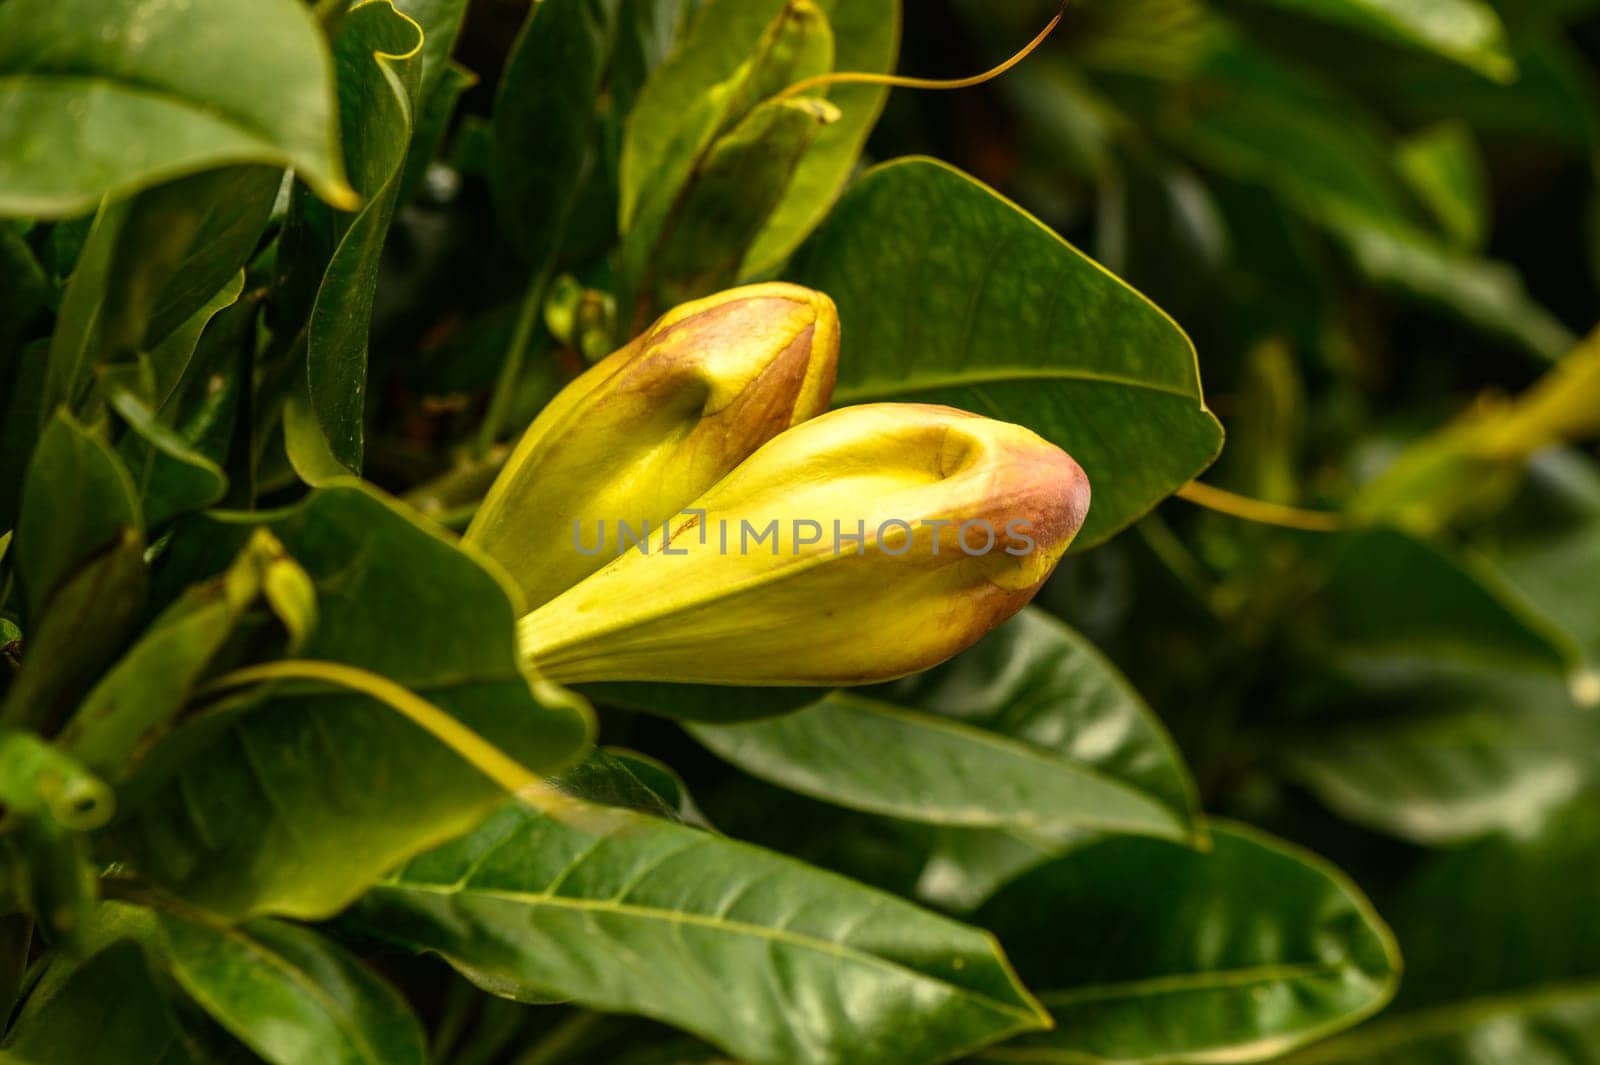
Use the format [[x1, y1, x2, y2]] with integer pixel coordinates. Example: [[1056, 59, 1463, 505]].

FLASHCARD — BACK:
[[466, 283, 839, 607], [518, 403, 1090, 685]]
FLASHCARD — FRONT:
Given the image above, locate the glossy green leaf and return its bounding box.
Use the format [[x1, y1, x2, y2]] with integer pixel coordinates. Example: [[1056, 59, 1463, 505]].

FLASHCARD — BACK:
[[346, 798, 1050, 1065], [1236, 0, 1514, 81], [690, 608, 1198, 847], [0, 0, 354, 217], [296, 0, 422, 475], [553, 747, 686, 822], [110, 484, 592, 920], [793, 157, 1222, 547], [108, 902, 428, 1065], [976, 823, 1400, 1064], [741, 0, 896, 274]]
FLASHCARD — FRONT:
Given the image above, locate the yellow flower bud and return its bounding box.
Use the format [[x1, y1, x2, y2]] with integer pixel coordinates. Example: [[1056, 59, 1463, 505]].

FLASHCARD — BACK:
[[518, 403, 1090, 686], [465, 283, 839, 607]]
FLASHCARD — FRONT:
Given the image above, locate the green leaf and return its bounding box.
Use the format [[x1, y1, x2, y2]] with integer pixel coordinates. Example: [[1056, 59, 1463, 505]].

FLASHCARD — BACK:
[[397, 60, 475, 204], [622, 0, 898, 277], [345, 798, 1051, 1065], [741, 0, 897, 274], [1489, 450, 1600, 667], [1235, 0, 1514, 82], [793, 157, 1223, 547], [492, 0, 621, 268], [577, 680, 822, 724], [0, 223, 49, 343], [109, 484, 592, 920], [297, 0, 424, 475], [1397, 120, 1490, 250], [689, 608, 1198, 846], [0, 0, 355, 217], [1317, 528, 1578, 673], [0, 727, 113, 828], [41, 199, 126, 417], [107, 167, 281, 358], [1387, 787, 1600, 1009], [1175, 35, 1572, 360], [1280, 659, 1597, 844], [975, 823, 1400, 1064], [1273, 983, 1600, 1064], [110, 902, 428, 1065], [553, 747, 687, 822], [0, 731, 112, 943], [57, 530, 309, 779], [638, 95, 840, 310], [1330, 214, 1575, 361], [0, 942, 204, 1064], [0, 530, 147, 736], [392, 0, 471, 107], [14, 411, 140, 613]]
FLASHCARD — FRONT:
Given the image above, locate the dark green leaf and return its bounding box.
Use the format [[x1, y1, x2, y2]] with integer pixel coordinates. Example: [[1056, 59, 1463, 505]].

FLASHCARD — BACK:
[[1317, 528, 1577, 673], [492, 0, 621, 268], [793, 157, 1223, 547], [346, 798, 1051, 1065]]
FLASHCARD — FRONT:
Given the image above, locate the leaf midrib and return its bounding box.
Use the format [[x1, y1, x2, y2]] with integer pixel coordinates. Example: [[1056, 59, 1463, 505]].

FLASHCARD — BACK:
[[795, 692, 1192, 839], [834, 366, 1205, 404], [381, 878, 1045, 1025], [1034, 959, 1366, 1009]]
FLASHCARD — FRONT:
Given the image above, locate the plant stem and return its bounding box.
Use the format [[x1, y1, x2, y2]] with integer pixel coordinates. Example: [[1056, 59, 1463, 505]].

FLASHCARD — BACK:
[[1176, 480, 1343, 532], [477, 266, 552, 457]]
